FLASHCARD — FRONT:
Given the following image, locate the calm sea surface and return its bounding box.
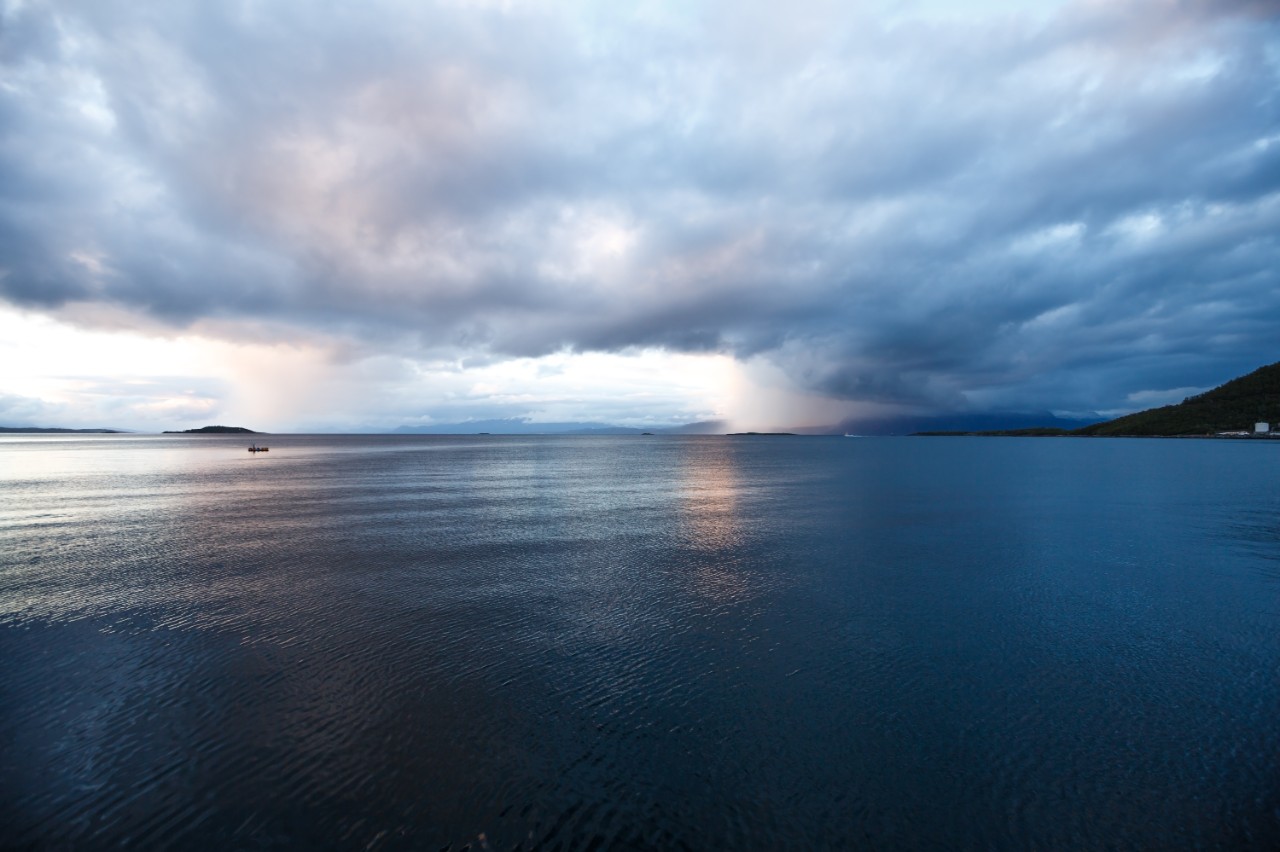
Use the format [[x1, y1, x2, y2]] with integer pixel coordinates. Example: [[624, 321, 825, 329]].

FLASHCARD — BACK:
[[2, 434, 1278, 849]]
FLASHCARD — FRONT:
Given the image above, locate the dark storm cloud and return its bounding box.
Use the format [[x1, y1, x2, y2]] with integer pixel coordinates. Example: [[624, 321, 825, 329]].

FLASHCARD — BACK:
[[1, 0, 1277, 414]]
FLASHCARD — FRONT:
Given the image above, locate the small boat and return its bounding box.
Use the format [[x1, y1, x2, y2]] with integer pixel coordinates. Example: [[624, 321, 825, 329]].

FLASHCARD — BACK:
[[248, 444, 269, 453]]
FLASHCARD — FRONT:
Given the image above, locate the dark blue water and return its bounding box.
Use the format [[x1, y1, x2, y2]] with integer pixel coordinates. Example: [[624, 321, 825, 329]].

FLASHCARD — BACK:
[[2, 434, 1278, 849]]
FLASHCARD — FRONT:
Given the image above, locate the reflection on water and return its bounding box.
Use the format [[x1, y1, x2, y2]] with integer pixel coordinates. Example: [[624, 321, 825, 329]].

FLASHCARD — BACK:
[[677, 440, 754, 606], [678, 439, 742, 551], [2, 434, 1280, 849]]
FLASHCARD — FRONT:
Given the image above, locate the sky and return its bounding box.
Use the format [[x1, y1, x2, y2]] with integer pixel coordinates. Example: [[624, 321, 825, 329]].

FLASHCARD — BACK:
[[1, 0, 1277, 433]]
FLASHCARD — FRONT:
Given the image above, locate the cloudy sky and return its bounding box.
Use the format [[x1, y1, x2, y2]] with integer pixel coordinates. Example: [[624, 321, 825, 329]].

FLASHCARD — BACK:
[[1, 0, 1277, 432]]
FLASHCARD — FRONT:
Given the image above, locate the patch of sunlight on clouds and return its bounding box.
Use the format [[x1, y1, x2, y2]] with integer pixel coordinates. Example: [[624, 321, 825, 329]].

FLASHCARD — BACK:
[[535, 205, 641, 286], [1, 302, 858, 432], [0, 305, 231, 429], [1254, 133, 1280, 153], [1108, 212, 1165, 244], [401, 349, 739, 429], [1009, 222, 1085, 256], [70, 72, 117, 132], [1171, 52, 1225, 85], [372, 348, 860, 434], [0, 306, 208, 394]]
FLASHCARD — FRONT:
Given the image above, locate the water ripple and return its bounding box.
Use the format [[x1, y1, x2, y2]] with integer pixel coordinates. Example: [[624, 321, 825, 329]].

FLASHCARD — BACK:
[[3, 435, 1280, 848]]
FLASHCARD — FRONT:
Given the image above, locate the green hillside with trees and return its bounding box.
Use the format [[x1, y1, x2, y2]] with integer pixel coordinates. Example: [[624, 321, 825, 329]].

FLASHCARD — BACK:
[[1076, 361, 1280, 436]]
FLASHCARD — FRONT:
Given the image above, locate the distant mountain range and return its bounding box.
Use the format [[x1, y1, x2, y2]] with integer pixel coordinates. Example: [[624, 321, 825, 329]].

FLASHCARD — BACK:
[[921, 360, 1280, 437], [823, 410, 1101, 437], [0, 426, 123, 433], [393, 418, 728, 435], [392, 414, 1112, 436]]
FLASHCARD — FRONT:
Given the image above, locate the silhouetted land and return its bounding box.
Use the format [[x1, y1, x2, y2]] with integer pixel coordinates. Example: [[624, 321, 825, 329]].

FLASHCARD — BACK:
[[163, 425, 259, 434], [0, 427, 122, 433], [1077, 361, 1280, 436], [917, 361, 1280, 437]]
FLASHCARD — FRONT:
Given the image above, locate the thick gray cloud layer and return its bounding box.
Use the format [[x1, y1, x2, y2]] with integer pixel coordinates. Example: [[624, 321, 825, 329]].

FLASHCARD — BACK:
[[2, 0, 1278, 415]]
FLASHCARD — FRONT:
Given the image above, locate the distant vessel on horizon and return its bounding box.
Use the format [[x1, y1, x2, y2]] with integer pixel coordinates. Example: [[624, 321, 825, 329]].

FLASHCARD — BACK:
[[248, 444, 269, 453]]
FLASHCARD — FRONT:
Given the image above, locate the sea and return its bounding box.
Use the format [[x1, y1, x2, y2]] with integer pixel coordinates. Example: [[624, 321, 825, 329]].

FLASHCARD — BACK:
[[1, 433, 1278, 850]]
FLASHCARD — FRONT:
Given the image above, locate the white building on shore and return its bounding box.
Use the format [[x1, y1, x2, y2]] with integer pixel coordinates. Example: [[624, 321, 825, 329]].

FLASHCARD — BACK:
[[1256, 422, 1270, 433]]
